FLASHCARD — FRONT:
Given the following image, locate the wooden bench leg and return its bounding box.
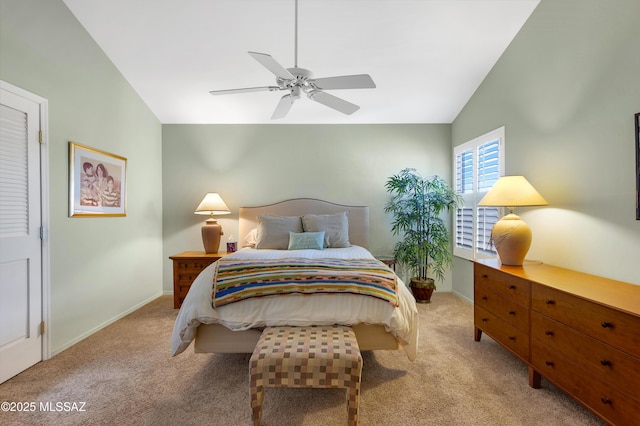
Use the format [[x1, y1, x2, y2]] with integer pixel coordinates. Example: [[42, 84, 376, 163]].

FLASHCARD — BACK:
[[250, 358, 264, 425], [346, 377, 361, 425]]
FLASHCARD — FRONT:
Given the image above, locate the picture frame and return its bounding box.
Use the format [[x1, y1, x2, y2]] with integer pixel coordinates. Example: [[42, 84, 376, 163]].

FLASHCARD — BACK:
[[69, 142, 127, 217], [636, 113, 640, 220]]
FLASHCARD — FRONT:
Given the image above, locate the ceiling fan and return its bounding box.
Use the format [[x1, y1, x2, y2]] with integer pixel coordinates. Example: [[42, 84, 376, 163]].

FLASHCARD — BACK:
[[209, 0, 376, 119]]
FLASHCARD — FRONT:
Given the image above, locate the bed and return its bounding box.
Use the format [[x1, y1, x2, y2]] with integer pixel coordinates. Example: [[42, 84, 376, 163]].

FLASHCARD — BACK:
[[171, 198, 419, 360]]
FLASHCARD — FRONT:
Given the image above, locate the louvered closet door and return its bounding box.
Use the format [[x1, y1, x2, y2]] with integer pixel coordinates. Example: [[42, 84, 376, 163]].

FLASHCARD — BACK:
[[0, 88, 42, 383]]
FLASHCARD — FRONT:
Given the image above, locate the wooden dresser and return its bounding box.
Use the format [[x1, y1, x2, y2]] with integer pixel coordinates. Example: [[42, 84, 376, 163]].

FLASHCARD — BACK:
[[473, 259, 640, 425], [169, 251, 227, 308]]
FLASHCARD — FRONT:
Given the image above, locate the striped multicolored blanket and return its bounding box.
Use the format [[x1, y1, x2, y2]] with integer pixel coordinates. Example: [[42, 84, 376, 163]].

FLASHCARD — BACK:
[[212, 258, 398, 308]]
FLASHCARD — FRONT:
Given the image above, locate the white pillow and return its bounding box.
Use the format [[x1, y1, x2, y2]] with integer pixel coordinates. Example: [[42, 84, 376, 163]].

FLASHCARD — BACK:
[[243, 228, 258, 247], [301, 211, 350, 248], [255, 214, 303, 249]]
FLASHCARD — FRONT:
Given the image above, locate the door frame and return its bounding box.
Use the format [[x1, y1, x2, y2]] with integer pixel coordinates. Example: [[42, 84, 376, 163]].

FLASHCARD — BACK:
[[1, 80, 51, 360]]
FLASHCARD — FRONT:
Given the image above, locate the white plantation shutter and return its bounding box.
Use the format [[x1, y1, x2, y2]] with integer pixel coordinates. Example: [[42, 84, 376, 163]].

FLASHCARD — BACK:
[[477, 207, 499, 255], [477, 140, 500, 192], [456, 150, 473, 194], [0, 104, 29, 236], [453, 127, 505, 259], [456, 208, 473, 249]]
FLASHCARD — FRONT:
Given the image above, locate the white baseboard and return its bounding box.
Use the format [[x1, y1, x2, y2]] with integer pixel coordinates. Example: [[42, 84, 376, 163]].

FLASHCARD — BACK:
[[51, 292, 164, 356], [452, 289, 473, 304]]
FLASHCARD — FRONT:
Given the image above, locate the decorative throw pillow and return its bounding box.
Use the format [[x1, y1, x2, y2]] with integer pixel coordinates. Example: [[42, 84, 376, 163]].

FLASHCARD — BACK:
[[301, 211, 350, 248], [243, 228, 258, 247], [255, 214, 303, 249], [287, 231, 325, 250]]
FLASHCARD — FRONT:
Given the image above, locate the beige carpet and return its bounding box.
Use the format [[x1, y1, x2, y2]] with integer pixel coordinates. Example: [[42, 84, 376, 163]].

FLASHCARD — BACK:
[[0, 293, 604, 426]]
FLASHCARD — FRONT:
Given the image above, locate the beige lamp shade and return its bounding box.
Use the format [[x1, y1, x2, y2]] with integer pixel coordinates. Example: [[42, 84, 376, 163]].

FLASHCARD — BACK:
[[195, 193, 231, 215], [478, 176, 548, 210], [195, 193, 231, 253], [478, 176, 548, 266]]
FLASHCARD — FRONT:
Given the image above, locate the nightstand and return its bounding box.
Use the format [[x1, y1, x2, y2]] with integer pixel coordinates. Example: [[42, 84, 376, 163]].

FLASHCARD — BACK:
[[378, 258, 396, 271], [169, 251, 227, 308]]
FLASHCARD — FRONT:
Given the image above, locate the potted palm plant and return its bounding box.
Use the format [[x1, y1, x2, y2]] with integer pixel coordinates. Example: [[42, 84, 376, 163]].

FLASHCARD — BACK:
[[385, 168, 461, 303]]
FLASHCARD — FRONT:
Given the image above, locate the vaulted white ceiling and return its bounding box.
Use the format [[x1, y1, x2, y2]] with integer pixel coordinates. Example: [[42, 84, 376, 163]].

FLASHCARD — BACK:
[[63, 0, 539, 124]]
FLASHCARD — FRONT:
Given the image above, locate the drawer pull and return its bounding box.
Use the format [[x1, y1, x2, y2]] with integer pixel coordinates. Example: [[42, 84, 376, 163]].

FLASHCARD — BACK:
[[545, 300, 555, 305], [508, 285, 516, 290], [508, 336, 516, 341], [600, 321, 614, 329], [600, 360, 612, 367], [481, 274, 488, 279], [508, 311, 516, 316], [481, 318, 488, 322], [482, 296, 488, 301], [544, 330, 554, 336], [600, 397, 612, 405], [545, 361, 554, 367]]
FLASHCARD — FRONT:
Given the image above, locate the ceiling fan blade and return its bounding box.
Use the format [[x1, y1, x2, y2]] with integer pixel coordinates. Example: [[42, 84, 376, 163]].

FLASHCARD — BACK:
[[209, 86, 281, 95], [248, 51, 295, 81], [307, 91, 360, 115], [271, 94, 295, 120], [311, 74, 376, 90]]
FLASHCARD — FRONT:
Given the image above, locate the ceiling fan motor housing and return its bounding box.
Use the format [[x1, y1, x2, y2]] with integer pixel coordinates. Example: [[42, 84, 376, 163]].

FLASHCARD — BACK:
[[279, 67, 313, 92]]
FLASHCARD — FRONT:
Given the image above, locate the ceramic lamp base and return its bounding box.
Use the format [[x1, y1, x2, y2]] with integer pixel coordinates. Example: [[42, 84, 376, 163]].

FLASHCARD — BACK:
[[491, 213, 532, 266], [202, 219, 223, 254]]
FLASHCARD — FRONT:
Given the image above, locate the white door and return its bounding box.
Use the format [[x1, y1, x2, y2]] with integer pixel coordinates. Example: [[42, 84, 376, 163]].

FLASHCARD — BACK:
[[0, 85, 43, 383]]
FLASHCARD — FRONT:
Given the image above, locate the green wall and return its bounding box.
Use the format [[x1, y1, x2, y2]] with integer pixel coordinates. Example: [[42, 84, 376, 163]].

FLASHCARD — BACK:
[[1, 0, 163, 354], [4, 0, 637, 356], [162, 124, 453, 290], [451, 0, 640, 299]]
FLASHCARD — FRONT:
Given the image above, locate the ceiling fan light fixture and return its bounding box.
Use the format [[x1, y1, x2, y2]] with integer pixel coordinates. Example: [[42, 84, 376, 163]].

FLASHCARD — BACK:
[[208, 0, 376, 119]]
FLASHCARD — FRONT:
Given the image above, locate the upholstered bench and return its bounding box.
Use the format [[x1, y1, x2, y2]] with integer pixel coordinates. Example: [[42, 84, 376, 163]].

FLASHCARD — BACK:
[[249, 325, 363, 426]]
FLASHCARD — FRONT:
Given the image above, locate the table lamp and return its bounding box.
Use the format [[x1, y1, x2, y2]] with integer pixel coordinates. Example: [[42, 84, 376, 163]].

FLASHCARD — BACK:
[[478, 176, 548, 266], [194, 193, 231, 253]]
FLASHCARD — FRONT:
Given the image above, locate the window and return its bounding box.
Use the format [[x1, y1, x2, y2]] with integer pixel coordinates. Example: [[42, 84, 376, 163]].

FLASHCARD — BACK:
[[453, 127, 505, 260]]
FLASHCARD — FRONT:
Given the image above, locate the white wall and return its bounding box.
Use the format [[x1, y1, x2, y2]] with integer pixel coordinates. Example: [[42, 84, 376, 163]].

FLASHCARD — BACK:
[[451, 0, 640, 300], [1, 0, 164, 353], [162, 124, 453, 291]]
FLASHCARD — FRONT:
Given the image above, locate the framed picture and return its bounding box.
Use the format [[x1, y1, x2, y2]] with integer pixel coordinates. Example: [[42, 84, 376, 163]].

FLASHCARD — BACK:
[[69, 142, 127, 217], [636, 113, 640, 220]]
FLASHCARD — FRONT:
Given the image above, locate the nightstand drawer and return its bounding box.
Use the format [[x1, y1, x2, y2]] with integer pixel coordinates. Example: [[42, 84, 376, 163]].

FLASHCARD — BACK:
[[176, 270, 209, 284], [176, 280, 196, 297], [475, 305, 529, 361], [531, 311, 640, 398], [176, 259, 216, 271], [170, 251, 227, 309], [474, 263, 530, 307], [532, 283, 640, 358]]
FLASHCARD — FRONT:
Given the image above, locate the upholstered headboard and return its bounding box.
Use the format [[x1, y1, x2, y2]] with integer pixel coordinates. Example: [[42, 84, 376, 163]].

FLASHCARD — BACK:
[[239, 198, 369, 249]]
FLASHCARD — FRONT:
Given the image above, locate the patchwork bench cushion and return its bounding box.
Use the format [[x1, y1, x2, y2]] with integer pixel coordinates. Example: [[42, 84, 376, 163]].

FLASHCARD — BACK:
[[249, 325, 363, 425]]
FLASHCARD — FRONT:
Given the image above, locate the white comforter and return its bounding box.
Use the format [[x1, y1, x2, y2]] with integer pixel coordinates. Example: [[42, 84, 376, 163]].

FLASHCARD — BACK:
[[170, 246, 419, 360]]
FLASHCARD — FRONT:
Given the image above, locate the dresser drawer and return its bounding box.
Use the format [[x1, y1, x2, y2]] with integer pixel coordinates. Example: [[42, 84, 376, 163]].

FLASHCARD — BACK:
[[531, 311, 640, 399], [474, 305, 529, 361], [532, 341, 640, 426], [532, 284, 640, 358], [475, 263, 530, 307], [475, 284, 529, 333]]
